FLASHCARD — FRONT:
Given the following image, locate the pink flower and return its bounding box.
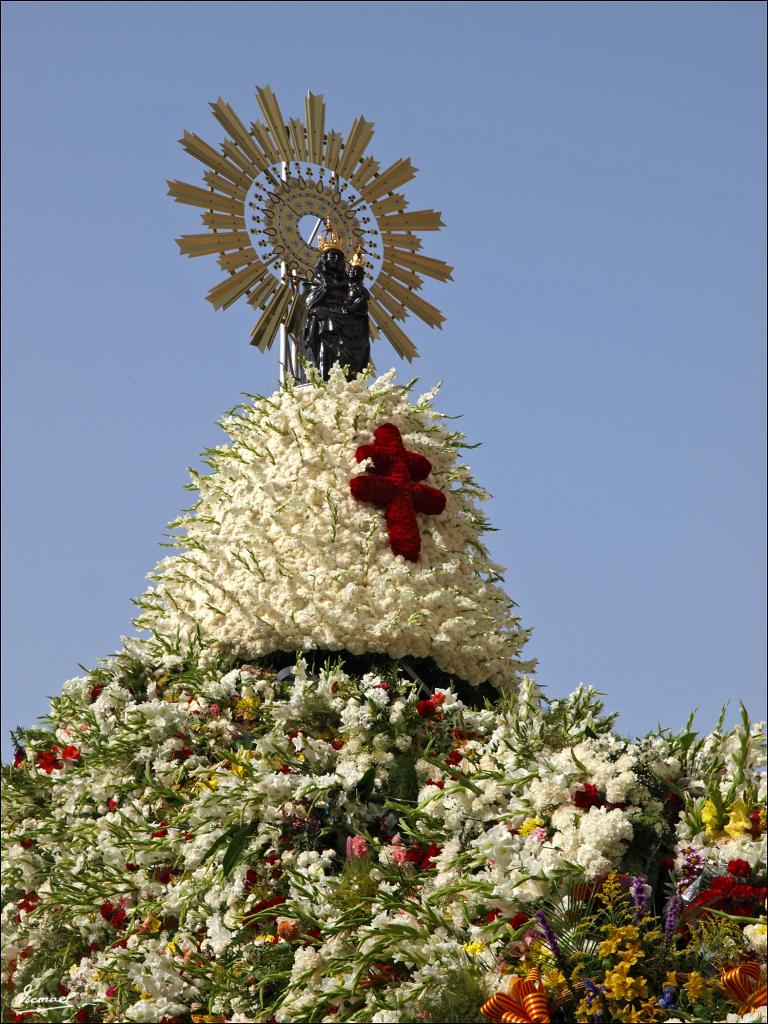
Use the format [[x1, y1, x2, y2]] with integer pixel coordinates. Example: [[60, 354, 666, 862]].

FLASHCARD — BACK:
[[346, 835, 369, 859], [531, 827, 548, 843], [390, 833, 408, 865]]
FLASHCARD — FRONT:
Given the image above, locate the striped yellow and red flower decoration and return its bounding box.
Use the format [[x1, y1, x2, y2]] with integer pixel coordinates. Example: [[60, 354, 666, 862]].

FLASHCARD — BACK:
[[720, 962, 767, 1016], [481, 968, 551, 1023]]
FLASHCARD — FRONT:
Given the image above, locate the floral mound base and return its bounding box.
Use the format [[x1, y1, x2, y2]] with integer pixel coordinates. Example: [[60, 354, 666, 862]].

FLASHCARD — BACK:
[[2, 648, 765, 1023]]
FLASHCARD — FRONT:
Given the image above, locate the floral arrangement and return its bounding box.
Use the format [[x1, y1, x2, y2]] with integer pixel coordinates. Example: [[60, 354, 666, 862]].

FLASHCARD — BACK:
[[2, 370, 765, 1022], [130, 367, 534, 690], [2, 648, 765, 1023]]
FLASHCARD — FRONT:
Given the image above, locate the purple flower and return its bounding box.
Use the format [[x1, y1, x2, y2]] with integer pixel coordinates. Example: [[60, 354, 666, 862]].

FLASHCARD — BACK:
[[664, 894, 684, 941], [534, 909, 566, 969], [657, 987, 677, 1009], [630, 874, 650, 917]]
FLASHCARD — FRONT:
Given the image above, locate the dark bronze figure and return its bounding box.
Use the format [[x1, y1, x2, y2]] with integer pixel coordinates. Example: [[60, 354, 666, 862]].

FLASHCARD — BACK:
[[302, 239, 370, 380]]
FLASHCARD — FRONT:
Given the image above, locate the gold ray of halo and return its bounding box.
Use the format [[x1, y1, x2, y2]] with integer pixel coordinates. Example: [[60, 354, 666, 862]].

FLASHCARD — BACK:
[[370, 194, 409, 215], [221, 139, 264, 181], [170, 85, 450, 363], [251, 284, 293, 351], [179, 132, 250, 189], [177, 231, 251, 257], [378, 210, 445, 232], [218, 249, 261, 272], [202, 171, 248, 200], [250, 120, 280, 164], [255, 85, 292, 163], [368, 299, 418, 361], [288, 118, 308, 162], [337, 116, 375, 180], [304, 91, 325, 165], [370, 282, 409, 321], [350, 156, 380, 191], [210, 98, 277, 183], [207, 261, 270, 311], [380, 261, 424, 290], [379, 232, 424, 251], [167, 180, 243, 214], [359, 158, 418, 203], [324, 130, 343, 173], [200, 212, 246, 231], [385, 248, 454, 282], [377, 272, 445, 329]]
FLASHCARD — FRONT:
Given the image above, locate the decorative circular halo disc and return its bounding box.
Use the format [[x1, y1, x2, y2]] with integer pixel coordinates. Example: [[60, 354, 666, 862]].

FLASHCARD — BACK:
[[168, 86, 454, 361]]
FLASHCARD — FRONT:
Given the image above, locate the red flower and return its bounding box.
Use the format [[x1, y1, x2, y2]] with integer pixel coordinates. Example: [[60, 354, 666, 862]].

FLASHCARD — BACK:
[[404, 841, 441, 870], [728, 858, 752, 878], [60, 745, 81, 761], [749, 809, 764, 838], [426, 778, 445, 789], [13, 748, 25, 768], [20, 838, 33, 850], [107, 799, 117, 811], [349, 423, 446, 562], [445, 749, 463, 767], [99, 898, 129, 930], [331, 739, 345, 750], [35, 748, 62, 774], [106, 984, 118, 997], [417, 693, 445, 719], [151, 822, 168, 838], [18, 891, 39, 913], [89, 684, 104, 701], [75, 1010, 90, 1023], [509, 912, 531, 929], [572, 783, 603, 810]]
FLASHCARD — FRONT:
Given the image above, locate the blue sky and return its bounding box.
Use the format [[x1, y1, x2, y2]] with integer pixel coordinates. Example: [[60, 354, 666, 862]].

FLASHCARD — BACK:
[[1, 1, 765, 761]]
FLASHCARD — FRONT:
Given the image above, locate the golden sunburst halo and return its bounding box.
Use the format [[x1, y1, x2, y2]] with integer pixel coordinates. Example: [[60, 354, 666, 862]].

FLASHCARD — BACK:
[[168, 85, 453, 361]]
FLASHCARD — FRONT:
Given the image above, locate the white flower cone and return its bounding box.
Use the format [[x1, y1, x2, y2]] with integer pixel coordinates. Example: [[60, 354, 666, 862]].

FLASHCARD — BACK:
[[134, 367, 533, 690]]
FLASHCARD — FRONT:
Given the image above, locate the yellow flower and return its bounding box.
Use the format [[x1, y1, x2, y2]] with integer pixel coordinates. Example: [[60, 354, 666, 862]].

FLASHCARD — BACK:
[[604, 962, 648, 1001], [701, 798, 723, 835], [724, 799, 752, 838], [463, 941, 484, 956], [194, 774, 219, 792], [616, 946, 642, 966], [664, 971, 679, 989], [542, 968, 567, 989], [518, 817, 544, 836], [252, 933, 277, 944], [155, 673, 170, 690], [599, 924, 640, 956], [684, 970, 707, 1001], [235, 696, 261, 720]]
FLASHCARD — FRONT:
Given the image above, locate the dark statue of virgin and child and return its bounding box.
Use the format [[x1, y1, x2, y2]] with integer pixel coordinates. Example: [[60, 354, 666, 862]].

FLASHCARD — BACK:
[[301, 228, 370, 381]]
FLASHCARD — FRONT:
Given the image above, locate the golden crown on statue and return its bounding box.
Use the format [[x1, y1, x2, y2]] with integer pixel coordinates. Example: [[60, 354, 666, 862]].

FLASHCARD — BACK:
[[317, 218, 344, 253], [348, 244, 366, 269]]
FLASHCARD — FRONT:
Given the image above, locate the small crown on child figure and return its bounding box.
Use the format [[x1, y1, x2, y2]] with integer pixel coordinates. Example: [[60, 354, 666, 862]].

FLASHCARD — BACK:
[[349, 244, 366, 269]]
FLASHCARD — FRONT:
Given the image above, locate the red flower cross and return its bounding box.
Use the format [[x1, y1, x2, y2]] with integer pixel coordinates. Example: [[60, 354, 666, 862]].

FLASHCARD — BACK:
[[349, 423, 446, 561]]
